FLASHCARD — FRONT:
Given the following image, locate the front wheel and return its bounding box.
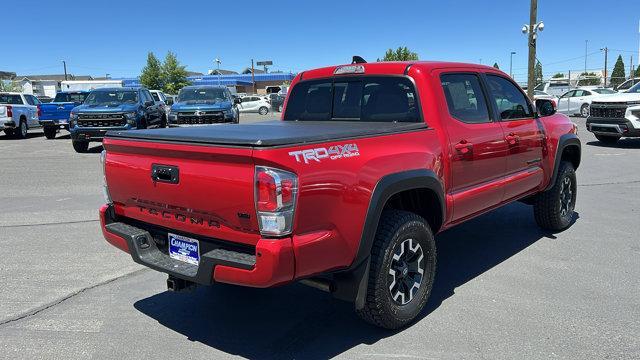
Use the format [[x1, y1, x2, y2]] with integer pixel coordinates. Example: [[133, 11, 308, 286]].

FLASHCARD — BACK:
[[159, 115, 167, 128], [533, 161, 577, 231], [595, 134, 620, 144], [72, 140, 89, 153], [356, 210, 436, 329], [44, 127, 57, 139], [258, 106, 269, 115], [580, 103, 590, 117], [3, 129, 14, 137]]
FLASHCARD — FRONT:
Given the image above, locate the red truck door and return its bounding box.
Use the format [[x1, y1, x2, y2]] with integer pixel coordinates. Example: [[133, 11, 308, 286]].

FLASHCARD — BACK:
[[439, 72, 508, 222], [484, 74, 545, 201]]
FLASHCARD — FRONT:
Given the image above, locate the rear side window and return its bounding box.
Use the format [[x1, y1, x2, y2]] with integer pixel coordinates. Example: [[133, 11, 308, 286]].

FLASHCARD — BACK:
[[284, 76, 419, 122], [150, 92, 160, 101], [485, 75, 533, 120], [0, 94, 24, 104], [440, 73, 490, 124]]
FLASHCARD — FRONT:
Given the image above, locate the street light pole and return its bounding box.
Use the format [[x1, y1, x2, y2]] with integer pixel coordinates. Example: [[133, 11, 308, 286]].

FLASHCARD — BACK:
[[584, 40, 588, 74], [62, 60, 68, 81], [601, 47, 608, 87], [526, 0, 538, 100], [509, 51, 516, 78]]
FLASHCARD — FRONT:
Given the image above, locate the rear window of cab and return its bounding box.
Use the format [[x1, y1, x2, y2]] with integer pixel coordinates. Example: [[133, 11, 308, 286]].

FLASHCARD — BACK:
[[283, 76, 420, 122]]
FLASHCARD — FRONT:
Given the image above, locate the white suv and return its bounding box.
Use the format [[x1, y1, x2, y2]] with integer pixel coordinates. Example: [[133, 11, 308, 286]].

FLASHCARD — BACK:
[[586, 82, 640, 144], [239, 95, 271, 115]]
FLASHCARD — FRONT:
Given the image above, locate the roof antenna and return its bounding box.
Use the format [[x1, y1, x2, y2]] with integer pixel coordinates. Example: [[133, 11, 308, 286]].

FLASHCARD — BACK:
[[352, 56, 367, 64]]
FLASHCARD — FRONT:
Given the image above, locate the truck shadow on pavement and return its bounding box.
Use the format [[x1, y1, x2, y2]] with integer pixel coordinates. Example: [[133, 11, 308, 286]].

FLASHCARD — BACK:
[[586, 139, 640, 149], [134, 202, 578, 360]]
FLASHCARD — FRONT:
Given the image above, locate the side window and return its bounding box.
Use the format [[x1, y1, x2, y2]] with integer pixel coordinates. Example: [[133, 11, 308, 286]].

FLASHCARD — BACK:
[[24, 95, 35, 105], [486, 75, 533, 120], [562, 91, 575, 98], [440, 73, 491, 124]]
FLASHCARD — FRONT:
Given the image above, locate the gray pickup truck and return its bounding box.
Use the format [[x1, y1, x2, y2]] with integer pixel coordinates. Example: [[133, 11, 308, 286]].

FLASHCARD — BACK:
[[0, 92, 42, 138]]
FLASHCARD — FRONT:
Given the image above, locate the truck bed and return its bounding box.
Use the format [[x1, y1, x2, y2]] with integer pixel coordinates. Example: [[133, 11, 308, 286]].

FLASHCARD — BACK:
[[105, 120, 428, 147]]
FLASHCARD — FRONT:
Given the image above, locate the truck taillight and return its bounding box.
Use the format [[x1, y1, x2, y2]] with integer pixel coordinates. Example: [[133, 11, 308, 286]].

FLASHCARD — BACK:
[[37, 105, 42, 117], [100, 150, 112, 204], [255, 166, 297, 236], [6, 105, 12, 118]]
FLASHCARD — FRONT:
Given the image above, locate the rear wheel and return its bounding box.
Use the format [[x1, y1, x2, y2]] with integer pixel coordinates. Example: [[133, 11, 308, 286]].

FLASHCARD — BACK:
[[160, 115, 167, 128], [44, 127, 57, 139], [258, 106, 268, 115], [15, 119, 28, 139], [534, 161, 577, 231], [356, 210, 436, 329], [72, 140, 89, 153], [595, 134, 620, 144]]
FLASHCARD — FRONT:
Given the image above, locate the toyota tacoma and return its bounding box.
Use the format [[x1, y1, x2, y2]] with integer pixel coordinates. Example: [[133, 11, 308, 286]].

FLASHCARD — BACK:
[[99, 60, 581, 329]]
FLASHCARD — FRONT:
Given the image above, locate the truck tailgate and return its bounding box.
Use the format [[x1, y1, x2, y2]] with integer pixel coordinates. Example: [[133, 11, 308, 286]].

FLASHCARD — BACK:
[[40, 102, 74, 120], [103, 138, 260, 246]]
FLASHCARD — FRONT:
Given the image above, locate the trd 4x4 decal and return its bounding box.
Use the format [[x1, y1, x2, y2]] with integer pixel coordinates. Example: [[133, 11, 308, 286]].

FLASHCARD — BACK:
[[289, 144, 360, 164]]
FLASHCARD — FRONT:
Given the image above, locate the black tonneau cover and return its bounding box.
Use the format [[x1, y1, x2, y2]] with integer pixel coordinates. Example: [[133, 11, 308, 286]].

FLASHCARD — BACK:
[[105, 121, 427, 147]]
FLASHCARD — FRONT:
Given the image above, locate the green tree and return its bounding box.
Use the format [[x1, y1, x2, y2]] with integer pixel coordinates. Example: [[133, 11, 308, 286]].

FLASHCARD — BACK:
[[381, 47, 419, 61], [635, 65, 640, 78], [140, 52, 164, 90], [0, 80, 21, 92], [552, 73, 565, 78], [578, 72, 600, 86], [534, 61, 543, 86], [610, 55, 626, 88], [162, 51, 190, 94], [493, 62, 500, 69]]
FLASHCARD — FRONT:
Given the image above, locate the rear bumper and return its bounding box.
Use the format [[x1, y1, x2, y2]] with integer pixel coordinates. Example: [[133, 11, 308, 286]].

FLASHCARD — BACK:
[[99, 204, 295, 288], [0, 118, 15, 130], [40, 120, 69, 130]]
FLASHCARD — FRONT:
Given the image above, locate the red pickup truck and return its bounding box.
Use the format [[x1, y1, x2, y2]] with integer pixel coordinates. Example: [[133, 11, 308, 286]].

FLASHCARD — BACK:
[[99, 61, 580, 329]]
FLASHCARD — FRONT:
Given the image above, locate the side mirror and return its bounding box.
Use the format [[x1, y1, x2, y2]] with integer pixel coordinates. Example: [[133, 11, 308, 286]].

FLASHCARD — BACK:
[[536, 99, 556, 117], [166, 98, 174, 105], [144, 100, 154, 107], [234, 97, 242, 105]]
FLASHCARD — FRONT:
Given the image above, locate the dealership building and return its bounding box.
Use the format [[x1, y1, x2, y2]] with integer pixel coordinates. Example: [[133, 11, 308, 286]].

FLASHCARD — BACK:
[[122, 72, 295, 94]]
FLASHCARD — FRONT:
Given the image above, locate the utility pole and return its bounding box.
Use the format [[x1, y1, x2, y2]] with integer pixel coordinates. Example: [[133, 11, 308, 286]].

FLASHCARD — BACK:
[[251, 59, 256, 94], [62, 60, 68, 81], [584, 40, 588, 74], [631, 55, 634, 82], [526, 0, 537, 100], [601, 47, 608, 87], [510, 51, 516, 78]]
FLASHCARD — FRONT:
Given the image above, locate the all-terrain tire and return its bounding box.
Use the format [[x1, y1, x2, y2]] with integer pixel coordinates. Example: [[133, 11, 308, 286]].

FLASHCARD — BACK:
[[72, 140, 89, 153], [356, 210, 436, 329], [533, 161, 577, 231], [595, 134, 620, 145]]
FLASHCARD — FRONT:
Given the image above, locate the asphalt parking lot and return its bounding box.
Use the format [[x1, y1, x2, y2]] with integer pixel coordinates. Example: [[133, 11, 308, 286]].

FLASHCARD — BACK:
[[0, 115, 638, 359]]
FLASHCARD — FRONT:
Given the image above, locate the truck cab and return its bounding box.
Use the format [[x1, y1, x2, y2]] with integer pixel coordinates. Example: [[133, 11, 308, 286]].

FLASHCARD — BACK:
[[69, 87, 163, 152], [39, 91, 90, 139]]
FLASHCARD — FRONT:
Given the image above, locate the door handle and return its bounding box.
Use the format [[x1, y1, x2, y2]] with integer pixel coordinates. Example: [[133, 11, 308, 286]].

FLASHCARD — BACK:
[[505, 133, 519, 145], [454, 140, 473, 154]]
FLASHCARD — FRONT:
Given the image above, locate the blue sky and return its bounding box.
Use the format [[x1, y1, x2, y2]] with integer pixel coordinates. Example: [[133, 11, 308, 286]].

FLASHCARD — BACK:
[[3, 0, 640, 82]]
